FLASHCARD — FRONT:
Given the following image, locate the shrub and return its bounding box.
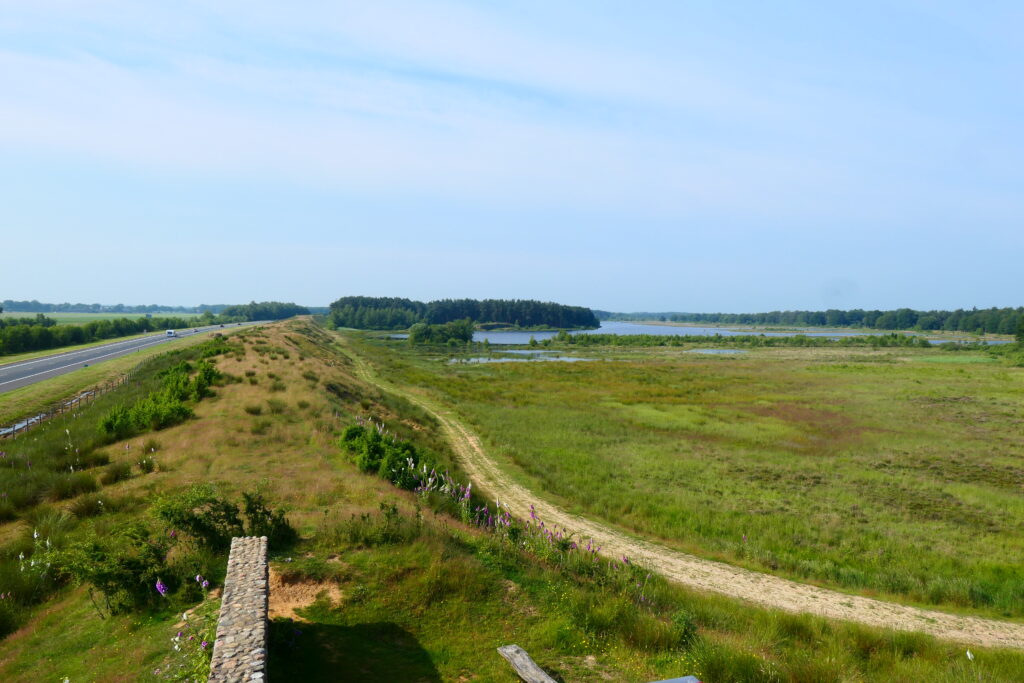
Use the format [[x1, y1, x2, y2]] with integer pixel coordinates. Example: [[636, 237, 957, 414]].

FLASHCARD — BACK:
[[142, 439, 161, 454], [131, 394, 193, 431], [245, 370, 256, 377], [269, 380, 286, 392], [100, 461, 132, 485], [137, 456, 156, 474], [53, 521, 172, 613], [266, 399, 287, 415], [151, 485, 243, 551], [251, 419, 271, 435], [242, 491, 297, 547], [152, 485, 295, 551], [301, 370, 319, 383], [296, 400, 310, 410], [99, 405, 135, 440], [340, 426, 425, 490], [244, 404, 263, 416]]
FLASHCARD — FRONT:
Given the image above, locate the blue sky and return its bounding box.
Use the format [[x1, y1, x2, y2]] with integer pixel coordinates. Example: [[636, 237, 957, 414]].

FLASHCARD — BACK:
[[1, 1, 1022, 311]]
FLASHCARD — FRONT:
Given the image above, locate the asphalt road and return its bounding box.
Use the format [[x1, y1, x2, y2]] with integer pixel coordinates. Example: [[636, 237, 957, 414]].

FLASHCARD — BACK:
[[0, 322, 262, 395]]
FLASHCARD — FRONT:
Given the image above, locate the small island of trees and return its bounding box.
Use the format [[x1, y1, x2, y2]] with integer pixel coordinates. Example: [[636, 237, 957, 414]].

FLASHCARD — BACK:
[[327, 296, 598, 331]]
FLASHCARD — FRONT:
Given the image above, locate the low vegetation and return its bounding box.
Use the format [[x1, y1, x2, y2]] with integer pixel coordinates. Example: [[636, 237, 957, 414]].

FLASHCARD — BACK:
[[355, 334, 1024, 618], [1, 320, 1022, 681]]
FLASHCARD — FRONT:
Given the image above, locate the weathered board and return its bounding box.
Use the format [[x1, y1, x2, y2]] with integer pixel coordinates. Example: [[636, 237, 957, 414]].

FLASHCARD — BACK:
[[497, 644, 557, 683]]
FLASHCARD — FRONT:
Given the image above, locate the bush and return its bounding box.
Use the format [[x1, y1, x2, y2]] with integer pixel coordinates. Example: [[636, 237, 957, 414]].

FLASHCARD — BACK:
[[151, 485, 295, 551], [244, 404, 263, 416], [53, 521, 172, 613], [137, 456, 156, 474], [100, 461, 132, 485], [340, 425, 426, 490], [251, 419, 271, 435], [269, 380, 286, 392], [151, 485, 243, 551], [142, 439, 161, 454], [266, 399, 287, 415], [242, 491, 297, 547]]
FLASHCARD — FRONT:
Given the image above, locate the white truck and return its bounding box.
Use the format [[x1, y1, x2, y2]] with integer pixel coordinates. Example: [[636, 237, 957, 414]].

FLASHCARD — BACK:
[[166, 329, 176, 337]]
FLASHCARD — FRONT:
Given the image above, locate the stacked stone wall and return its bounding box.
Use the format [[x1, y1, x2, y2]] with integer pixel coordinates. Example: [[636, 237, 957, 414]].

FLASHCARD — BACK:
[[208, 536, 269, 682]]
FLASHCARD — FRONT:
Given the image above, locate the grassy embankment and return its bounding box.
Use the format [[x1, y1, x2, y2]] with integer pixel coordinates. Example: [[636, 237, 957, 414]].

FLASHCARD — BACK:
[[1, 321, 1023, 681], [354, 336, 1024, 620]]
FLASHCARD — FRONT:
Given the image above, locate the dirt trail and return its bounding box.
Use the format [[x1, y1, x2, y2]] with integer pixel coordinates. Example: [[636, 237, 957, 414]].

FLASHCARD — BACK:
[[344, 343, 1024, 650]]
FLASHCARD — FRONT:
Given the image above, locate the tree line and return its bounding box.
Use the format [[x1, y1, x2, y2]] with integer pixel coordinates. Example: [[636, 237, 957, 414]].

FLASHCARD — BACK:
[[328, 296, 599, 330], [0, 301, 309, 356], [219, 301, 310, 321], [0, 316, 198, 356], [597, 307, 1024, 335], [3, 300, 229, 314]]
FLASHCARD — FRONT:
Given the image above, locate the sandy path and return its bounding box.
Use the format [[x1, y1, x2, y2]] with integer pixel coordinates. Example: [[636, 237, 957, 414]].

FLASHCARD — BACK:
[[345, 344, 1024, 650]]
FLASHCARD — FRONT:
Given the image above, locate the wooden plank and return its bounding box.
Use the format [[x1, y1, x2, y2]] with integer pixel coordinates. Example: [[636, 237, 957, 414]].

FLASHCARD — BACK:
[[497, 644, 557, 683]]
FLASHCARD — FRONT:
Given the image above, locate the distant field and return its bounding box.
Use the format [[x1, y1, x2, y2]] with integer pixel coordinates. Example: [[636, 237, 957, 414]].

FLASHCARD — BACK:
[[362, 340, 1024, 619], [0, 312, 201, 325]]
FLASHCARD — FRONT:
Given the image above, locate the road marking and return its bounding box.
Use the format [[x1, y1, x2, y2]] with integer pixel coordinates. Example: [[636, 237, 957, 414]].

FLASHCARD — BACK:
[[0, 334, 169, 371], [0, 336, 172, 388]]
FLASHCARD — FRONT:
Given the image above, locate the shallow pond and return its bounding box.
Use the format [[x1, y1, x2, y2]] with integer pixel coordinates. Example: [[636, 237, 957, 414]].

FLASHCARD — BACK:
[[685, 349, 748, 355]]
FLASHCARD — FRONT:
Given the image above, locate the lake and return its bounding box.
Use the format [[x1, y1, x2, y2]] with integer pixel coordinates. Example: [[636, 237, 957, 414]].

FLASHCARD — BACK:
[[469, 321, 882, 345], [394, 321, 1011, 346]]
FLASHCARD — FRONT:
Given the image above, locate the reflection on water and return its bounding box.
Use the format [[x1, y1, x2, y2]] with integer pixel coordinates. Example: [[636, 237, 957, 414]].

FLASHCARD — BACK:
[[469, 321, 887, 345], [686, 349, 747, 355], [396, 321, 1011, 347], [448, 355, 595, 365]]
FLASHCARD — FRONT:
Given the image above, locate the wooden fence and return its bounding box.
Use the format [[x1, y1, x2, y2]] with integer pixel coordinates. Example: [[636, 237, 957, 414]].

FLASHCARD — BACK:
[[0, 362, 146, 440]]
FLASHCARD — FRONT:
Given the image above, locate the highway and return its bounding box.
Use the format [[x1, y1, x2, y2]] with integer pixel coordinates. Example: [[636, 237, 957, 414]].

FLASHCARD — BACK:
[[0, 322, 261, 395]]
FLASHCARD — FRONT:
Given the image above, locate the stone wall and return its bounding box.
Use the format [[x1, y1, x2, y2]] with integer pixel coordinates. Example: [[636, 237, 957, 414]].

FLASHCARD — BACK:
[[208, 536, 269, 682]]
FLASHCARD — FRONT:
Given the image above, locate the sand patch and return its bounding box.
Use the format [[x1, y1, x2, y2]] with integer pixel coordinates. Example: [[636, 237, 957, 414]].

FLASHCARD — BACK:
[[268, 566, 343, 621]]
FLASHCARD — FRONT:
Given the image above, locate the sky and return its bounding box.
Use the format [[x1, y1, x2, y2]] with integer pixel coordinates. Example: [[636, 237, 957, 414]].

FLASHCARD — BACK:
[[1, 1, 1022, 312]]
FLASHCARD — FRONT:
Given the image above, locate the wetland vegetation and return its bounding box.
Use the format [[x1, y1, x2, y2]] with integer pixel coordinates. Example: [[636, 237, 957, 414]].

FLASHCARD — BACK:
[[1, 319, 1023, 681], [356, 335, 1024, 618]]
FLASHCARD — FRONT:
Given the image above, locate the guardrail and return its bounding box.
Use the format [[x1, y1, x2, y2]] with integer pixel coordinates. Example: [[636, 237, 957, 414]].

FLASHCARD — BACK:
[[0, 366, 142, 439]]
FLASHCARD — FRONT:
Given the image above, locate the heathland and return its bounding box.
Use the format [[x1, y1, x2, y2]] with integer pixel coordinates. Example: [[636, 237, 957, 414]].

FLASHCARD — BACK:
[[0, 319, 1022, 681]]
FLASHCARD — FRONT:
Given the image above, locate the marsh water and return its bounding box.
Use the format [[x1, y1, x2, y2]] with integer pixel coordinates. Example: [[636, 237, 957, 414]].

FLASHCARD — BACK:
[[394, 321, 1010, 346], [469, 321, 885, 345]]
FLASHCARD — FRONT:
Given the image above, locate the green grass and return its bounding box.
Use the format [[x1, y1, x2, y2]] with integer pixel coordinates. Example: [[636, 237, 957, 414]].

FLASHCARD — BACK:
[[271, 498, 1024, 682], [0, 312, 201, 325], [355, 337, 1024, 618], [2, 320, 1023, 681]]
